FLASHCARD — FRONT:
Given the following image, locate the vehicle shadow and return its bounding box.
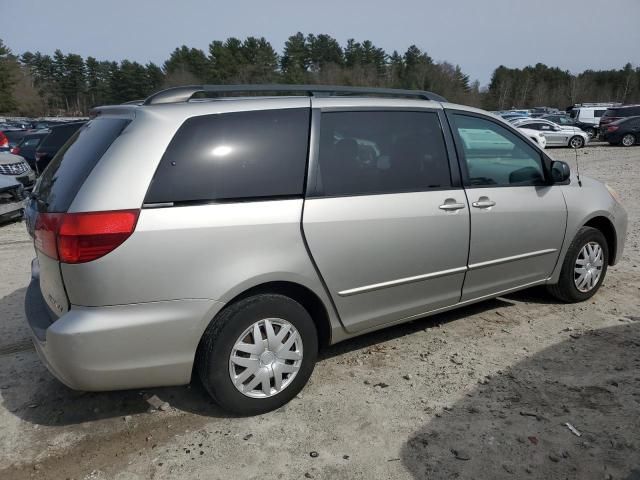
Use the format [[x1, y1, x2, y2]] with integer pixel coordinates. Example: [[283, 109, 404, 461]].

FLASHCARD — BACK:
[[503, 285, 566, 305], [400, 322, 640, 480], [1, 291, 516, 426], [0, 287, 31, 356]]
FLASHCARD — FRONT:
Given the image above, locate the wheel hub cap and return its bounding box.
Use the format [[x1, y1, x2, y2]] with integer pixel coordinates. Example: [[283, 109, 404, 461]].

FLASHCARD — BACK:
[[574, 242, 603, 293], [229, 318, 303, 399]]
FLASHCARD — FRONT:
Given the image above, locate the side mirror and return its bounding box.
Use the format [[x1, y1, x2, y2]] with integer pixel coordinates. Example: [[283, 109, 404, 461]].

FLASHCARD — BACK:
[[551, 160, 571, 183]]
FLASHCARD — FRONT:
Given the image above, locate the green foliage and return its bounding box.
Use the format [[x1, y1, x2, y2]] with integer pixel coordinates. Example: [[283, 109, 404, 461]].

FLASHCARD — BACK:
[[0, 39, 18, 113], [1, 35, 638, 116]]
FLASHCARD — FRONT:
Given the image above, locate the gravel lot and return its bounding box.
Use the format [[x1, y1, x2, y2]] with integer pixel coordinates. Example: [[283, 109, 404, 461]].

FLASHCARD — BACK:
[[0, 144, 639, 480]]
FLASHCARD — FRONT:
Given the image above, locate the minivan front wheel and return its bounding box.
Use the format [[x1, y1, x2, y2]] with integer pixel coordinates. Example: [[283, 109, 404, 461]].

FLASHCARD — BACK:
[[197, 293, 318, 415], [547, 226, 608, 303]]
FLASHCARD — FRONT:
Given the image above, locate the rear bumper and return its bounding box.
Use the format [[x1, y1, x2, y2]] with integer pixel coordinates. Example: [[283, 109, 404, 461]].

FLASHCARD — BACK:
[[25, 275, 224, 391]]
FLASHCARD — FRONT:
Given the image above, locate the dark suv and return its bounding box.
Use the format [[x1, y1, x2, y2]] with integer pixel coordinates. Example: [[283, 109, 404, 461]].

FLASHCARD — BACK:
[[599, 105, 640, 137], [34, 122, 85, 173], [603, 116, 640, 147]]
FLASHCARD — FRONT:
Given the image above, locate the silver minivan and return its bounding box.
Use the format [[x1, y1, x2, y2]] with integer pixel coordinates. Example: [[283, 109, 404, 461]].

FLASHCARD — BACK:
[[24, 85, 627, 415]]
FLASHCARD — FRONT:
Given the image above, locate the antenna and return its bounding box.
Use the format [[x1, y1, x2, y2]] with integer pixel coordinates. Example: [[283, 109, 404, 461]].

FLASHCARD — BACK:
[[573, 143, 582, 187]]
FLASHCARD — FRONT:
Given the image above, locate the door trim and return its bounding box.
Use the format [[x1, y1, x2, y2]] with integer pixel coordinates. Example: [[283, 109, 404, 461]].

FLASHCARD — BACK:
[[337, 247, 557, 297], [468, 248, 557, 271], [337, 266, 468, 297]]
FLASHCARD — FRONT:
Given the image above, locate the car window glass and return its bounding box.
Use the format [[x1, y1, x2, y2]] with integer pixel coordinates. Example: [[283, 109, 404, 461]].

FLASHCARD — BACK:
[[450, 114, 546, 187], [594, 110, 606, 117], [145, 108, 309, 203], [23, 138, 41, 148], [315, 111, 451, 197]]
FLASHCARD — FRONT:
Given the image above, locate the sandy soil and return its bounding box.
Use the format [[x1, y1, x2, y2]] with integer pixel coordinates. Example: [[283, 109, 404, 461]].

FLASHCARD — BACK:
[[0, 144, 638, 480]]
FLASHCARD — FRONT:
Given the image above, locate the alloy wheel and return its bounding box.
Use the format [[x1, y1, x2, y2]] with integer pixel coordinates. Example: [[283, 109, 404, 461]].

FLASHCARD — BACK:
[[574, 242, 604, 293], [622, 134, 635, 147], [229, 318, 303, 398], [570, 136, 584, 148]]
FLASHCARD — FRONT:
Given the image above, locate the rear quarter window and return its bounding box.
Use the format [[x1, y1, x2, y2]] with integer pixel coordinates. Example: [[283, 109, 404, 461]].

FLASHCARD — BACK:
[[35, 118, 131, 212], [145, 108, 310, 204]]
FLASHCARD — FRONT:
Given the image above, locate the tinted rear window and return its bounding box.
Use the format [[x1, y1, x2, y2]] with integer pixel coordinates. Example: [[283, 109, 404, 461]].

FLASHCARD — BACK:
[[611, 106, 640, 117], [35, 118, 131, 212], [313, 111, 451, 196], [145, 108, 310, 204]]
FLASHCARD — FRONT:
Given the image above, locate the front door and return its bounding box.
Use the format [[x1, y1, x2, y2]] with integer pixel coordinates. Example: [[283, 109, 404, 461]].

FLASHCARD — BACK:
[[448, 112, 567, 301], [302, 105, 469, 332]]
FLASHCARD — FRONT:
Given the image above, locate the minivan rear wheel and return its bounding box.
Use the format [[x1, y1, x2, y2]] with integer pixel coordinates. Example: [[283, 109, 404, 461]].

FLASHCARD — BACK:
[[196, 293, 318, 415], [547, 226, 608, 303]]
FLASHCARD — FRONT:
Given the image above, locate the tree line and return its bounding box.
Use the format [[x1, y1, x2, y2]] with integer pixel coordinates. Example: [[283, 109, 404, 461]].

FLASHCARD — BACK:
[[0, 34, 638, 116]]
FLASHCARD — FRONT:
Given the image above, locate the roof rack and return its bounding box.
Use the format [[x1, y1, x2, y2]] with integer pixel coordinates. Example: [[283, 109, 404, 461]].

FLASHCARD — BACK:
[[142, 84, 447, 105]]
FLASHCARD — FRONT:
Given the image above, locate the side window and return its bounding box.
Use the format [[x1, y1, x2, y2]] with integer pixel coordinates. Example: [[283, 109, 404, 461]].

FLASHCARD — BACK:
[[145, 108, 310, 203], [594, 110, 606, 118], [538, 123, 552, 131], [450, 114, 546, 187], [315, 111, 451, 197]]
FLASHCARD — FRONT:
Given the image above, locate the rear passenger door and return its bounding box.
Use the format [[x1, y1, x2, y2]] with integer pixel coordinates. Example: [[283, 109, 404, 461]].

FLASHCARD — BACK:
[[302, 101, 470, 333]]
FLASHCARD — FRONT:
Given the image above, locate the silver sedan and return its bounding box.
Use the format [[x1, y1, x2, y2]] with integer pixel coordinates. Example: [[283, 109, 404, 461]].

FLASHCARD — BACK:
[[512, 118, 589, 148]]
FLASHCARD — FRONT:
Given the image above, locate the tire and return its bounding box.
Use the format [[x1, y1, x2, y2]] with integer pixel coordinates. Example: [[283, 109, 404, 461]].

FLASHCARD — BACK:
[[547, 226, 608, 303], [621, 133, 636, 147], [196, 293, 318, 415], [584, 127, 596, 139], [569, 135, 585, 149]]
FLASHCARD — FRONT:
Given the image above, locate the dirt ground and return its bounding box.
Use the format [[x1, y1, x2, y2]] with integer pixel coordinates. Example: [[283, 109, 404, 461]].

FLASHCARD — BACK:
[[0, 144, 639, 480]]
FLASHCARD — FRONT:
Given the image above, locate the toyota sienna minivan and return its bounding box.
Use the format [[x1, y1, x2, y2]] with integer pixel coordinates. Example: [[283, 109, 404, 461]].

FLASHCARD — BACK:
[[24, 85, 627, 415]]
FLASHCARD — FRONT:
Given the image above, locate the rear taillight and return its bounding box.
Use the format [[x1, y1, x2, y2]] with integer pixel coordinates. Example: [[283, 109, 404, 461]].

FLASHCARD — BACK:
[[34, 213, 63, 260], [34, 210, 139, 263], [10, 146, 20, 155], [0, 132, 7, 148], [607, 126, 619, 132]]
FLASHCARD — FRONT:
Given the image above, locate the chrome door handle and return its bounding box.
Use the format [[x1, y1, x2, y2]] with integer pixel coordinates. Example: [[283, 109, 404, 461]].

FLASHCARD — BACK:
[[472, 197, 496, 208], [439, 201, 466, 211]]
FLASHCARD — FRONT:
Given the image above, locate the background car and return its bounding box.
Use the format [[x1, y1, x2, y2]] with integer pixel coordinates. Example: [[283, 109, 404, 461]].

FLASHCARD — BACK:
[[0, 175, 25, 223], [0, 152, 36, 190], [602, 116, 640, 147], [10, 131, 49, 170], [34, 121, 85, 173], [512, 118, 588, 148], [599, 105, 640, 135], [568, 104, 619, 139], [518, 127, 547, 149], [540, 113, 575, 126]]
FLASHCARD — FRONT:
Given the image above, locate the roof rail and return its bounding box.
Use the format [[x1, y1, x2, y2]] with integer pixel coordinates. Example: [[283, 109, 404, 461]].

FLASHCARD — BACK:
[[142, 84, 447, 105]]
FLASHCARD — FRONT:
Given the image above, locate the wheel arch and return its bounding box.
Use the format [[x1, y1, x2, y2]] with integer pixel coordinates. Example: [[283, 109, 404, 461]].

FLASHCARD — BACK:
[[197, 280, 334, 356], [584, 215, 617, 265]]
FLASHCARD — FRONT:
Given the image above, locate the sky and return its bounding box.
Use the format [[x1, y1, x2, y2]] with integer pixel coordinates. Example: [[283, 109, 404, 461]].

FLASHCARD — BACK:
[[1, 0, 639, 86]]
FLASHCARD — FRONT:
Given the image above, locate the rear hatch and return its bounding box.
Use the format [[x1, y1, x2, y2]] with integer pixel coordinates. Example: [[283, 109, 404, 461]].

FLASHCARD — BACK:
[[26, 117, 132, 318]]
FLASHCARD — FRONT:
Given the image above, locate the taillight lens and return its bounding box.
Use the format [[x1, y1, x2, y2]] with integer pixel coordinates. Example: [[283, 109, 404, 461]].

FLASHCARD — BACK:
[[10, 146, 20, 155], [607, 126, 619, 132], [34, 213, 63, 259], [34, 210, 139, 263], [0, 132, 8, 148]]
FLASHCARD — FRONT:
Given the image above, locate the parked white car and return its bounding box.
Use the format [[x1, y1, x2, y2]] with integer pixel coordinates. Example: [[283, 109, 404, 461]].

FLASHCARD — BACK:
[[512, 118, 589, 148], [518, 127, 547, 149]]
